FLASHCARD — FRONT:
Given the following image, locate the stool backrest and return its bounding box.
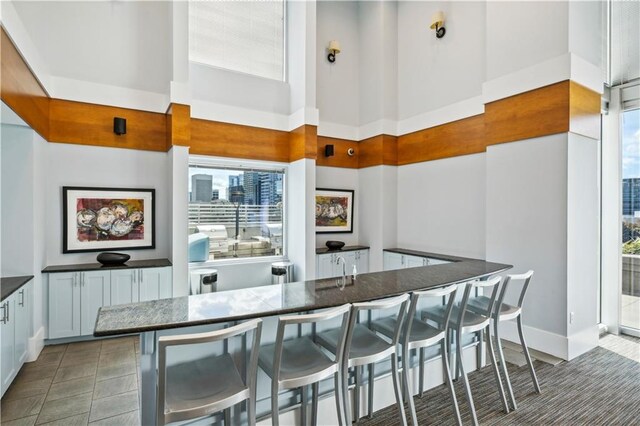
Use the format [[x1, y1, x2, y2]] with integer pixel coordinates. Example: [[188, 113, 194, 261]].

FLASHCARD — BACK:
[[273, 304, 351, 382], [497, 270, 534, 312], [347, 294, 410, 351], [404, 284, 457, 345], [458, 276, 501, 327], [157, 318, 263, 423]]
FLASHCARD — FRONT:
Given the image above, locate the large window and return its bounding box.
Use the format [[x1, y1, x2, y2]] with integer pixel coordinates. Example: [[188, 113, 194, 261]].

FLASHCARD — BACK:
[[188, 161, 285, 262], [189, 0, 285, 81]]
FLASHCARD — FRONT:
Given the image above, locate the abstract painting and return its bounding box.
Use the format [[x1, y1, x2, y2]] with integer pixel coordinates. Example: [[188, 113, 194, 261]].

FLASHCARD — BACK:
[[315, 188, 354, 234], [63, 187, 155, 253]]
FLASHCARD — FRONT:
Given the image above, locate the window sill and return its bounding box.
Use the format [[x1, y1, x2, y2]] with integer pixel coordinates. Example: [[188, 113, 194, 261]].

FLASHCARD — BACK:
[[189, 255, 287, 269]]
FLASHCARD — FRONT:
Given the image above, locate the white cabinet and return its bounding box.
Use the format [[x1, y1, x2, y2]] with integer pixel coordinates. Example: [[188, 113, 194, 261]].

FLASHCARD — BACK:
[[316, 249, 369, 279], [48, 266, 172, 340], [1, 280, 32, 397], [383, 251, 452, 271]]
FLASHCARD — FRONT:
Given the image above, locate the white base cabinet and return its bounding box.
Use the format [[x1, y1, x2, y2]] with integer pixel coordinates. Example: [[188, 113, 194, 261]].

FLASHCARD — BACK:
[[48, 266, 171, 340], [1, 280, 32, 397], [383, 251, 452, 271], [316, 249, 369, 279]]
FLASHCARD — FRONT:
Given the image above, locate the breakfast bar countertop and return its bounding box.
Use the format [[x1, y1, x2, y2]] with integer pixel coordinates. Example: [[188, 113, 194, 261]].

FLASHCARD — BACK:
[[94, 253, 511, 337], [1, 275, 34, 302]]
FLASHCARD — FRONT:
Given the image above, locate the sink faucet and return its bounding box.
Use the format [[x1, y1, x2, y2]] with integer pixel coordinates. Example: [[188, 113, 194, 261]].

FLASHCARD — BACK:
[[336, 256, 347, 290]]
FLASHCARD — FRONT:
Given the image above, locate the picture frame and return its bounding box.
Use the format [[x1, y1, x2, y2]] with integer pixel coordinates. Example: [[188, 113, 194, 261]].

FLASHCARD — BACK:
[[62, 186, 155, 253], [315, 188, 354, 234]]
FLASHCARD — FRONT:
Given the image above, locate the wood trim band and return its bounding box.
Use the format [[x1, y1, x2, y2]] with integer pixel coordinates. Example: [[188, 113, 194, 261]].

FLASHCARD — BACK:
[[290, 125, 318, 162], [316, 135, 359, 168], [0, 27, 50, 139], [569, 81, 601, 140], [166, 103, 191, 150]]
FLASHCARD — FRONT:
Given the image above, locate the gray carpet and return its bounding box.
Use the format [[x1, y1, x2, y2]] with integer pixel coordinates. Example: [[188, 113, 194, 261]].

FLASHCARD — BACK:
[[360, 334, 640, 425]]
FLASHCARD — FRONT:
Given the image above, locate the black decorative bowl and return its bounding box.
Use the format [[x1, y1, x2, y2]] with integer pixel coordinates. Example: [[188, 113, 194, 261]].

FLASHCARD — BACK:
[[97, 252, 130, 265], [325, 241, 345, 250]]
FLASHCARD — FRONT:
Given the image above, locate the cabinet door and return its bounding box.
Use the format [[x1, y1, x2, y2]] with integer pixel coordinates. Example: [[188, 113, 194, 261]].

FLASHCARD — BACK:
[[356, 250, 369, 274], [383, 252, 404, 271], [1, 297, 16, 396], [49, 273, 81, 339], [139, 267, 172, 302], [110, 269, 139, 306], [426, 257, 451, 266], [341, 252, 357, 276], [317, 254, 335, 279], [80, 271, 111, 336], [14, 284, 29, 366], [405, 255, 425, 269]]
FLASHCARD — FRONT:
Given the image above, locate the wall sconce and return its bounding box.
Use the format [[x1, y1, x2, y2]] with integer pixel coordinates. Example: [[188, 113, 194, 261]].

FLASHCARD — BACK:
[[430, 11, 446, 39], [113, 117, 127, 135], [327, 40, 341, 63], [325, 144, 335, 157]]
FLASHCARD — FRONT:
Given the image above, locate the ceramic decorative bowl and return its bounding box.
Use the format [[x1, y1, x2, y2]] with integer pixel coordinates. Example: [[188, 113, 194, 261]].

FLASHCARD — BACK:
[[97, 252, 131, 265], [325, 241, 346, 250]]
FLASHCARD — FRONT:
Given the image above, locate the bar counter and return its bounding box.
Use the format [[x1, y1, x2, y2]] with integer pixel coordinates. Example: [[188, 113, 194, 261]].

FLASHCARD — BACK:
[[94, 255, 510, 336]]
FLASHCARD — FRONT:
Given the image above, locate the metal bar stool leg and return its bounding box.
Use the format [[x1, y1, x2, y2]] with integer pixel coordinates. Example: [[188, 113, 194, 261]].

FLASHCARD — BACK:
[[419, 348, 426, 397], [342, 361, 352, 425], [517, 316, 541, 393], [301, 386, 308, 425], [494, 318, 517, 410], [368, 363, 375, 418], [476, 329, 484, 369], [457, 332, 479, 426], [391, 352, 408, 426], [486, 325, 510, 413], [354, 367, 362, 421], [335, 371, 346, 426], [403, 345, 418, 426], [441, 340, 462, 426], [271, 382, 280, 426], [312, 382, 319, 426]]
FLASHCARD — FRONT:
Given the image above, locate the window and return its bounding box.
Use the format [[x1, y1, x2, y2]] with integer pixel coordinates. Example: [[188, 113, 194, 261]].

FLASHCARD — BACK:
[[189, 0, 285, 81], [188, 161, 285, 262]]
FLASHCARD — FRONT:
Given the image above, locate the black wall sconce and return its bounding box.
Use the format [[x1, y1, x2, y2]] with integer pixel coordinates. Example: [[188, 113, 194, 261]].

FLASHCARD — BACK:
[[114, 117, 127, 135], [325, 144, 335, 157], [327, 40, 341, 63]]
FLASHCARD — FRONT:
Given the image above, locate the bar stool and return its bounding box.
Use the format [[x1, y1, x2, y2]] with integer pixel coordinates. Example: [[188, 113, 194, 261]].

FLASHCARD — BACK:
[[156, 318, 263, 425], [423, 277, 509, 426], [259, 304, 351, 426], [467, 270, 541, 410], [316, 294, 410, 425], [371, 285, 462, 426]]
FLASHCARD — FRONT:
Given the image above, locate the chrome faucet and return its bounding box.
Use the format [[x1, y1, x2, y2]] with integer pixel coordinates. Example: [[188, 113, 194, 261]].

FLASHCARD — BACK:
[[336, 256, 347, 290]]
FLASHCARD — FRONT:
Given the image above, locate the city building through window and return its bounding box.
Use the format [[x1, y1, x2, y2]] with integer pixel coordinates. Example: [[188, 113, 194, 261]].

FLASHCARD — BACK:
[[188, 161, 285, 262]]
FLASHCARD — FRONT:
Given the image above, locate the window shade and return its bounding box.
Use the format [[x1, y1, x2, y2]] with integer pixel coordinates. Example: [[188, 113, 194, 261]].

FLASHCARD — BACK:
[[189, 0, 285, 81], [610, 0, 640, 86]]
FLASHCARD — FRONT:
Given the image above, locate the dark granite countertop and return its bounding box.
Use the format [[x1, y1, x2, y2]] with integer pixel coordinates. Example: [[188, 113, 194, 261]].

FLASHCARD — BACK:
[[384, 248, 473, 263], [94, 254, 511, 337], [1, 276, 34, 302], [316, 245, 370, 254], [43, 258, 172, 273]]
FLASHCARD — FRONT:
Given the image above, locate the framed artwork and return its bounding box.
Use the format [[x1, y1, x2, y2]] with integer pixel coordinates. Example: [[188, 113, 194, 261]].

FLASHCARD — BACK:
[[315, 188, 354, 234], [63, 186, 155, 253]]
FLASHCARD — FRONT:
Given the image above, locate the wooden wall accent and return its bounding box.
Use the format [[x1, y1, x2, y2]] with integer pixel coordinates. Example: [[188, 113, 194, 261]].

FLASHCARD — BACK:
[[0, 27, 50, 139], [359, 135, 398, 168], [316, 135, 359, 168], [290, 125, 318, 162], [190, 118, 290, 162], [485, 81, 570, 146], [397, 115, 485, 165], [49, 99, 167, 151], [569, 81, 601, 140], [166, 103, 191, 150]]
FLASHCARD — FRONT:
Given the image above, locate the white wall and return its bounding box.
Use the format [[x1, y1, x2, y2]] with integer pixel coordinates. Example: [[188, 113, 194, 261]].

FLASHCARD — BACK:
[[397, 154, 486, 259], [170, 146, 189, 297], [486, 135, 569, 339], [316, 1, 360, 128], [286, 159, 316, 281], [315, 166, 360, 248], [397, 1, 485, 120], [44, 143, 171, 265]]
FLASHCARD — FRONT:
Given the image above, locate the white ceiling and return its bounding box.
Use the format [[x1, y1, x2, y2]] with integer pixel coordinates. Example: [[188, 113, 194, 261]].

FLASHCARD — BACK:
[[12, 1, 172, 94], [611, 0, 639, 86]]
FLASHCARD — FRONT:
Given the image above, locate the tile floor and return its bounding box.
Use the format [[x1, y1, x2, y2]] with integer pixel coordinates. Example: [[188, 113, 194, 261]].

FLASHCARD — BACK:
[[1, 336, 140, 426]]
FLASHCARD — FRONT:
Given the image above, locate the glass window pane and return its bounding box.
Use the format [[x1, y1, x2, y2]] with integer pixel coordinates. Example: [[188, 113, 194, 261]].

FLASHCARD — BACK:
[[188, 163, 285, 261]]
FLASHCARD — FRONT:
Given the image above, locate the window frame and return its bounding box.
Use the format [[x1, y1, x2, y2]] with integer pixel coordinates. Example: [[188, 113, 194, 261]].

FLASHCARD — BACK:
[[187, 0, 288, 83], [188, 155, 288, 267]]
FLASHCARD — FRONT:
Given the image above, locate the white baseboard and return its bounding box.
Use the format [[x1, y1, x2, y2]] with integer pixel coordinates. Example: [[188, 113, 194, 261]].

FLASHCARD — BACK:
[[27, 326, 45, 362], [499, 320, 569, 361]]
